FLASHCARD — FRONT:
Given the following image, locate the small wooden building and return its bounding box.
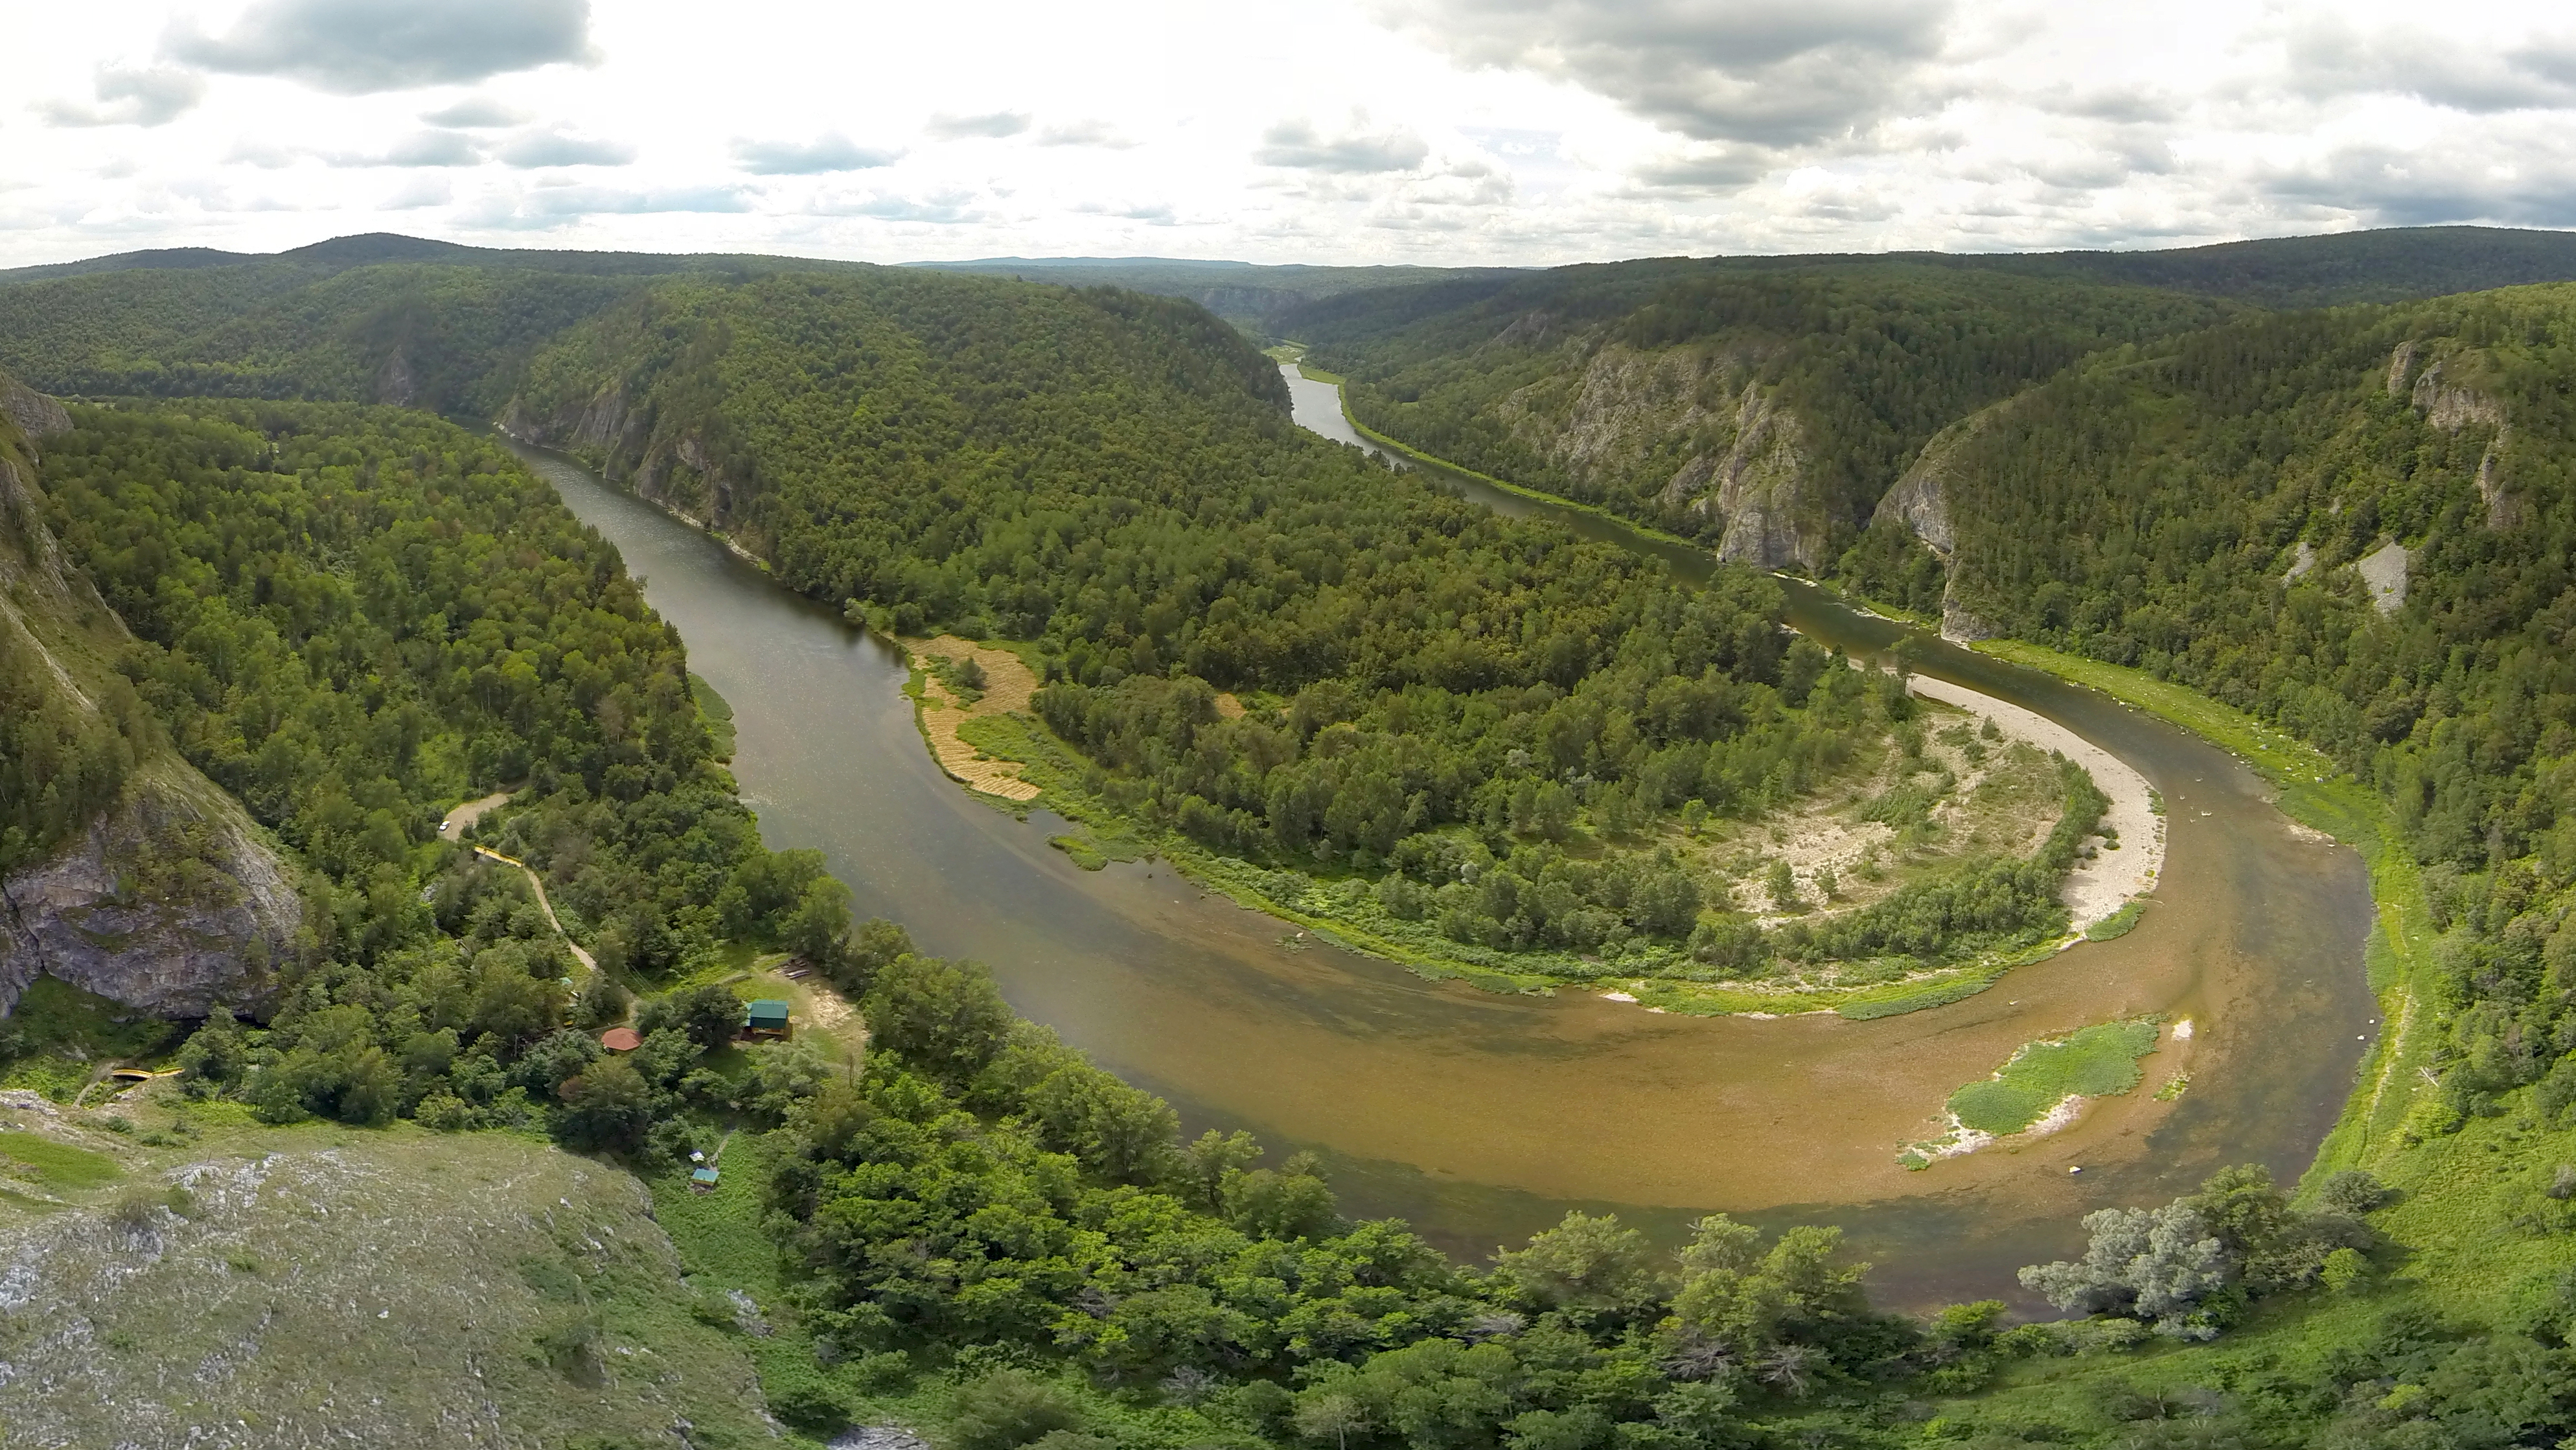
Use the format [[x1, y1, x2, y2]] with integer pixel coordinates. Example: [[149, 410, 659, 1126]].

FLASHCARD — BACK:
[[600, 1027, 642, 1053], [690, 1166, 720, 1193], [741, 999, 792, 1041]]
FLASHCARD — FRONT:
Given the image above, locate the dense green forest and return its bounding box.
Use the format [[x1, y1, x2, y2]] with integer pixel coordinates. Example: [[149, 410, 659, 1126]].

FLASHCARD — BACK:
[[17, 235, 2576, 1445], [514, 269, 2091, 982], [0, 233, 2116, 978], [17, 401, 847, 1118], [0, 233, 874, 417], [1272, 228, 2576, 570], [908, 257, 1523, 333]]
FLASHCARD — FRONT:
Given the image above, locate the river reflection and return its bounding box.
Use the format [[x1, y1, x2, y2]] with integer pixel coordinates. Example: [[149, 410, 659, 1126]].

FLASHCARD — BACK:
[[515, 375, 2374, 1307]]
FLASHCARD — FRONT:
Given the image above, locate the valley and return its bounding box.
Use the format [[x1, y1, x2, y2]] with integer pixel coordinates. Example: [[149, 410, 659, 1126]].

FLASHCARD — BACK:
[[0, 226, 2570, 1448]]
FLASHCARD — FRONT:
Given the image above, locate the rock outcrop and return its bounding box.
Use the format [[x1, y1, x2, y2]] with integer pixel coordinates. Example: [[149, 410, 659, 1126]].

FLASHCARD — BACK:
[[1870, 415, 1999, 641], [2388, 341, 2518, 528], [0, 374, 71, 443], [1496, 342, 1833, 570], [1, 764, 298, 1018], [501, 382, 750, 539]]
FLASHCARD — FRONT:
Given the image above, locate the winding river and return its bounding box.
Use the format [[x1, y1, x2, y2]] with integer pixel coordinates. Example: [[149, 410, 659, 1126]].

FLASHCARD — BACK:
[[513, 366, 2376, 1307]]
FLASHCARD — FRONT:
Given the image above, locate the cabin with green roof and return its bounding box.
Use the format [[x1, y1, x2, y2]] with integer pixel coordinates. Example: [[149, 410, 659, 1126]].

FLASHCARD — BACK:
[[741, 999, 792, 1040]]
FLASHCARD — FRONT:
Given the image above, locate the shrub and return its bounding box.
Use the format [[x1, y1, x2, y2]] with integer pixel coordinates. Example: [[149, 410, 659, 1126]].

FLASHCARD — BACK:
[[768, 1378, 852, 1434], [2317, 1168, 2396, 1215], [2321, 1247, 2374, 1293], [949, 1369, 1085, 1450]]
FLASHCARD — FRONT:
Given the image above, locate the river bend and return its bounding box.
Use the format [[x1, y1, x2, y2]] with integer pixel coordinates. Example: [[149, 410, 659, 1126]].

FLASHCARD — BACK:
[[514, 371, 2375, 1305]]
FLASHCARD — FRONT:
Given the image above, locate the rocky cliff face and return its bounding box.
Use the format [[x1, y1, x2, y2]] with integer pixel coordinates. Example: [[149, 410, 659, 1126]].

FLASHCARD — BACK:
[[1870, 415, 2000, 641], [1, 764, 299, 1018], [500, 382, 750, 539], [2387, 341, 2518, 528], [1499, 342, 1834, 570], [0, 380, 299, 1021]]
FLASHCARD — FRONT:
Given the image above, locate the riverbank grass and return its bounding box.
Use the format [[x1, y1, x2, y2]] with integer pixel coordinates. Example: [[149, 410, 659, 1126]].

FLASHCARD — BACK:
[[1949, 1018, 2162, 1135], [1956, 634, 2443, 1195]]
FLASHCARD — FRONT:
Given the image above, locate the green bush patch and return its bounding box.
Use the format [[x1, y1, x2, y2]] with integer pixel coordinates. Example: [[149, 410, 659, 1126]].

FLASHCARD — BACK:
[[1948, 1018, 2161, 1135], [688, 673, 735, 761], [2086, 897, 2148, 940], [1049, 834, 1107, 870]]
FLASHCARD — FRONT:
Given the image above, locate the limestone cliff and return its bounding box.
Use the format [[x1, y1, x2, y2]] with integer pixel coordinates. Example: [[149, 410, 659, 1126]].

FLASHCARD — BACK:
[[1495, 341, 1834, 570], [0, 379, 299, 1020], [500, 381, 755, 546], [1870, 415, 2003, 641], [2386, 341, 2518, 529], [2, 761, 300, 1017]]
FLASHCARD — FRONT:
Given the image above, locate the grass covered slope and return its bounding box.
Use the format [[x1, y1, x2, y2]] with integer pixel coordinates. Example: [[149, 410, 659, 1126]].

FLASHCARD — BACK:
[[0, 1092, 776, 1449]]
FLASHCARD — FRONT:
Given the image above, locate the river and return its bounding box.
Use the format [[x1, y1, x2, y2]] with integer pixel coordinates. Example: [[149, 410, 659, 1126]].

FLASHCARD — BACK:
[[512, 369, 2376, 1307]]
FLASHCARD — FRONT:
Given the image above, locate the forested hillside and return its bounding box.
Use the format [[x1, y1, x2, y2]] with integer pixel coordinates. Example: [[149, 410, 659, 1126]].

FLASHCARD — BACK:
[[0, 233, 867, 416], [511, 268, 2096, 985], [0, 239, 2106, 984], [1294, 265, 2231, 569], [0, 374, 300, 1018], [1280, 227, 2576, 571], [1, 388, 2386, 1450], [1865, 284, 2576, 1112]]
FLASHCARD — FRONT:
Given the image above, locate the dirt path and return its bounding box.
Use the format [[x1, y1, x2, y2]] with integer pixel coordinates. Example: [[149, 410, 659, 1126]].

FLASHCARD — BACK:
[[1904, 674, 2165, 930], [470, 846, 597, 976], [439, 792, 512, 842]]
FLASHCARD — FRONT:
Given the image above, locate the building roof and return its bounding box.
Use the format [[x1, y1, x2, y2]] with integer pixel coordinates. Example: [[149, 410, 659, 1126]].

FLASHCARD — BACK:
[[744, 998, 792, 1024], [600, 1027, 642, 1052], [691, 1166, 720, 1184]]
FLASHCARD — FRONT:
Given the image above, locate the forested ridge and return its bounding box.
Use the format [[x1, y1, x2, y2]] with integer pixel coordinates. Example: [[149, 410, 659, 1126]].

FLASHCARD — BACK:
[[513, 268, 2091, 983], [1294, 265, 2234, 557], [1273, 228, 2576, 570], [0, 234, 875, 417]]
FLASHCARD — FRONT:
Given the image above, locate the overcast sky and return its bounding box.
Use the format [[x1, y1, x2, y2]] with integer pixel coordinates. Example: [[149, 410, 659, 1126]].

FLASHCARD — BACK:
[[9, 0, 2573, 268]]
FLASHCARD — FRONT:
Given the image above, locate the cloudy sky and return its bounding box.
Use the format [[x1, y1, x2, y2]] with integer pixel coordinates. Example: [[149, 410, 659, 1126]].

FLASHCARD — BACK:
[[9, 0, 2573, 268]]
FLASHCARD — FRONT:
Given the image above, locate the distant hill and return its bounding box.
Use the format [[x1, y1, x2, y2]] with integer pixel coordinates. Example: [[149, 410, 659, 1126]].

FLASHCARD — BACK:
[[0, 237, 879, 416], [910, 255, 1526, 332], [1972, 224, 2576, 308], [1272, 225, 2576, 569]]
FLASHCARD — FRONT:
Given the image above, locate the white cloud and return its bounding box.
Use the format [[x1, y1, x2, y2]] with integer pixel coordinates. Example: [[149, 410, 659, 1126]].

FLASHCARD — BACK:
[[733, 133, 903, 174], [1036, 119, 1134, 148], [40, 66, 205, 127], [1255, 118, 1430, 173], [925, 111, 1029, 140], [1, 0, 2572, 268], [1377, 0, 1954, 146], [421, 95, 530, 128], [495, 126, 636, 167], [165, 0, 598, 95]]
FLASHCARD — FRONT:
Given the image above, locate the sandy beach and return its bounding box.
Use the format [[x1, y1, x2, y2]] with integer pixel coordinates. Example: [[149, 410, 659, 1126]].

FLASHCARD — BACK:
[[1905, 673, 2166, 930]]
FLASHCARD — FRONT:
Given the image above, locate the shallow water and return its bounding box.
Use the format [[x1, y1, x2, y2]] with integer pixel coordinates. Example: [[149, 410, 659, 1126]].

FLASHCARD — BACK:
[[517, 378, 2376, 1307]]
